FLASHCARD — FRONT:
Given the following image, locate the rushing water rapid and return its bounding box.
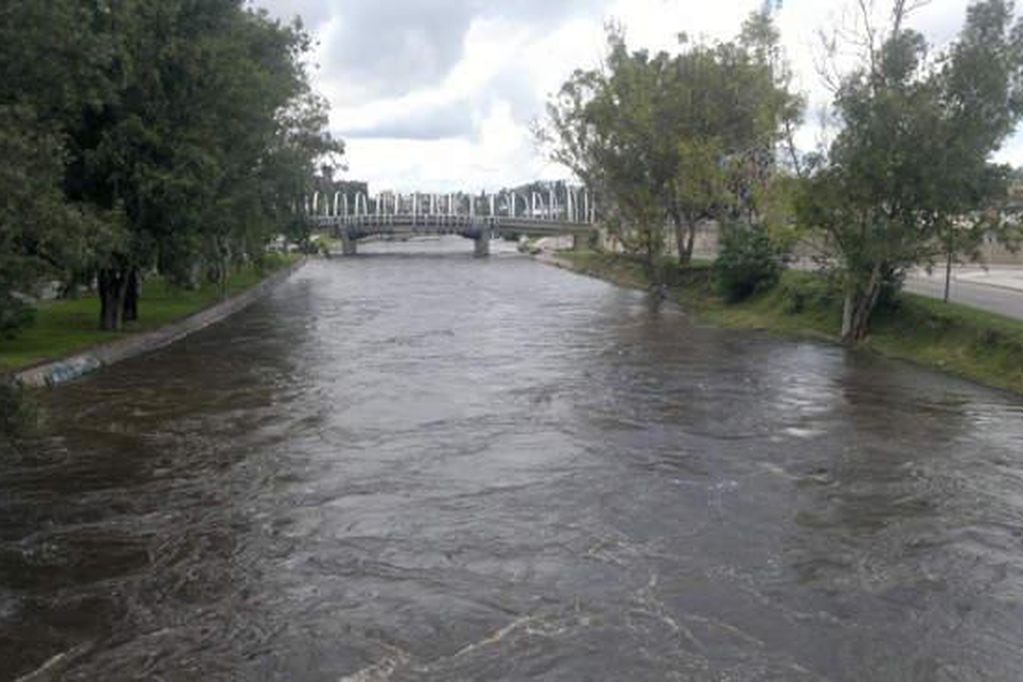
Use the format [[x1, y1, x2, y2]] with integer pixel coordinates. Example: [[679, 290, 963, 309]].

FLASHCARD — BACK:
[[2, 239, 1023, 680]]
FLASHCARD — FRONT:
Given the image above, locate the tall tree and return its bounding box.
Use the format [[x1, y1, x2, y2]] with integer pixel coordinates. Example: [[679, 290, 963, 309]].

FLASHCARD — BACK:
[[538, 12, 800, 272], [0, 109, 99, 336], [0, 0, 109, 334], [797, 0, 1023, 341], [58, 1, 341, 329]]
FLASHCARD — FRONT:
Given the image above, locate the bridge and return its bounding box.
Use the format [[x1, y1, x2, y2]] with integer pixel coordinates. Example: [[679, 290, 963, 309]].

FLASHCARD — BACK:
[[306, 186, 598, 256]]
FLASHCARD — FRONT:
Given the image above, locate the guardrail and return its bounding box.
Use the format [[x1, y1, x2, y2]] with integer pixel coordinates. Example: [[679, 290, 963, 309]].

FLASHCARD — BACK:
[[313, 214, 596, 234]]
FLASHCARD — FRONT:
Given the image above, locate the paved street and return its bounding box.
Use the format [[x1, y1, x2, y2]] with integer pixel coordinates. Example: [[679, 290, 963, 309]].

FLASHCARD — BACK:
[[906, 266, 1023, 320]]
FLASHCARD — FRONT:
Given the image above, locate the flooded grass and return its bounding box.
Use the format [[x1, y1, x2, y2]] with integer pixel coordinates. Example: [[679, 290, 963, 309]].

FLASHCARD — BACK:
[[556, 250, 1023, 395], [0, 254, 300, 372]]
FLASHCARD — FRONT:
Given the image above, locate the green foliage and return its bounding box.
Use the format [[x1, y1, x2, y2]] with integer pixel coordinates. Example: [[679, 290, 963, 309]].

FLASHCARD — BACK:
[[253, 252, 292, 274], [538, 10, 801, 269], [0, 259, 298, 372], [558, 253, 1023, 394], [0, 0, 341, 334], [0, 105, 96, 337], [778, 272, 839, 315], [797, 0, 1023, 342], [0, 294, 35, 340], [713, 226, 784, 302]]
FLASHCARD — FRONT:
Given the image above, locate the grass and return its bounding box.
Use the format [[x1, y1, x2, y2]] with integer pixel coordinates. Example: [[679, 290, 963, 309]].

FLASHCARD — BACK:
[[556, 250, 1023, 395], [868, 294, 1023, 393], [0, 254, 300, 372]]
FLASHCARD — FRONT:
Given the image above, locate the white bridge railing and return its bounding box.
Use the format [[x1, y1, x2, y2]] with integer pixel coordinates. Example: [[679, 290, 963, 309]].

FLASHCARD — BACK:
[[303, 187, 596, 227]]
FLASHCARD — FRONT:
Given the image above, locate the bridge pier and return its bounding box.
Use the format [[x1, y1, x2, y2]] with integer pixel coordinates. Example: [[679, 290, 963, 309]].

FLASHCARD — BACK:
[[341, 232, 357, 256], [572, 233, 587, 251], [473, 232, 490, 257]]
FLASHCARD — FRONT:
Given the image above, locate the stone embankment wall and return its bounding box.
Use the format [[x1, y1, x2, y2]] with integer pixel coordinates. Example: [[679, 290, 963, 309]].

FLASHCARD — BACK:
[[13, 260, 306, 388]]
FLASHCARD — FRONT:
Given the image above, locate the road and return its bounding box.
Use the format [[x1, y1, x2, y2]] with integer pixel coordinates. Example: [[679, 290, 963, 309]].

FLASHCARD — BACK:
[[906, 269, 1023, 320]]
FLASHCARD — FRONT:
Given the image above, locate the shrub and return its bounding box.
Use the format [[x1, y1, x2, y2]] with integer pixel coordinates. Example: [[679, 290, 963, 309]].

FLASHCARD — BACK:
[[713, 226, 784, 302], [875, 269, 906, 313], [254, 252, 289, 274], [0, 292, 35, 339], [779, 273, 839, 315]]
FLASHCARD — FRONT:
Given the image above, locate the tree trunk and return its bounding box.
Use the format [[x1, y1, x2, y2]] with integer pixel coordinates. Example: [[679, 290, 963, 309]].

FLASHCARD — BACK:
[[943, 250, 953, 304], [644, 236, 657, 283], [671, 213, 687, 265], [672, 214, 697, 266], [98, 268, 130, 331], [122, 268, 139, 322], [219, 256, 229, 300], [674, 218, 687, 266], [841, 265, 884, 343], [217, 238, 231, 300], [684, 220, 696, 265]]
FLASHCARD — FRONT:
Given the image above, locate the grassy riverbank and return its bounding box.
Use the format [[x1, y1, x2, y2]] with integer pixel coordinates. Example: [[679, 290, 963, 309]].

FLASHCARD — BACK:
[[552, 251, 1023, 395], [0, 254, 300, 372]]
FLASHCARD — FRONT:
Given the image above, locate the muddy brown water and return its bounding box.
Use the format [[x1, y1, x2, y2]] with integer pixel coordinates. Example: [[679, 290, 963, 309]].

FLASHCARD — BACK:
[[2, 239, 1023, 680]]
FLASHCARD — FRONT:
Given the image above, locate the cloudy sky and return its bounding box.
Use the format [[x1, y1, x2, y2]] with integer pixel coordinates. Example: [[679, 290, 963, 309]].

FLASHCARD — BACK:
[[252, 0, 1021, 193]]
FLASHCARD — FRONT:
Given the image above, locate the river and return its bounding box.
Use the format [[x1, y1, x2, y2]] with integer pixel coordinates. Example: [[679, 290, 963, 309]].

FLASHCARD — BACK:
[[2, 238, 1023, 680]]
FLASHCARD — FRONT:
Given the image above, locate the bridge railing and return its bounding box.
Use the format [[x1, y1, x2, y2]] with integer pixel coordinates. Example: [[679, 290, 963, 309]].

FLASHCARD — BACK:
[[311, 214, 596, 232], [304, 187, 598, 226]]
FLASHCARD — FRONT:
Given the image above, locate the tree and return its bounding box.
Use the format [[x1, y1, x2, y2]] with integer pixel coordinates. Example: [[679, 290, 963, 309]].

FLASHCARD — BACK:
[[0, 0, 340, 335], [59, 1, 341, 329], [0, 0, 109, 334], [663, 24, 801, 264], [0, 108, 95, 336], [589, 33, 674, 271], [932, 0, 1023, 300], [797, 0, 1023, 342], [538, 12, 800, 273]]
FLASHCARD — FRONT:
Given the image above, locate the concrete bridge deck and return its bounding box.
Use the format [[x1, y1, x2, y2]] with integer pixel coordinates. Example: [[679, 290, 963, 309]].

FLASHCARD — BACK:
[[313, 213, 597, 256], [307, 186, 598, 256]]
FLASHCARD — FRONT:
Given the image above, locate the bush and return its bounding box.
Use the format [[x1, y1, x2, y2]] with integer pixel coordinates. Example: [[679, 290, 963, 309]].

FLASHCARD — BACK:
[[254, 252, 289, 274], [0, 292, 35, 339], [779, 273, 839, 314], [876, 268, 906, 313], [713, 226, 784, 302]]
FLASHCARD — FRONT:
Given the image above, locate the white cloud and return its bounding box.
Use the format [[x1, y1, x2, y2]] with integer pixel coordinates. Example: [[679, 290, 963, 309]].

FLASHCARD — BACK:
[[255, 0, 1023, 192]]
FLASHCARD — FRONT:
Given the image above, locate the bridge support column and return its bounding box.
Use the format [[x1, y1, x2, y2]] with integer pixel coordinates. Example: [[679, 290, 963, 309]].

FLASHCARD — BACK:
[[473, 231, 490, 257], [572, 233, 587, 251], [341, 232, 357, 256]]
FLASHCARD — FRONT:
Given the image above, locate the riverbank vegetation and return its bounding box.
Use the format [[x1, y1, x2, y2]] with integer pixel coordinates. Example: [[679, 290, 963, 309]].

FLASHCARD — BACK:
[[556, 251, 1023, 394], [537, 0, 1023, 345], [1, 1, 340, 338], [0, 253, 298, 373]]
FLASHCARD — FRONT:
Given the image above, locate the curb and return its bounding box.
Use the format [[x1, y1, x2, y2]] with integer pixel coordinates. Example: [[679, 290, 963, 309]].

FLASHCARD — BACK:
[[12, 259, 306, 388]]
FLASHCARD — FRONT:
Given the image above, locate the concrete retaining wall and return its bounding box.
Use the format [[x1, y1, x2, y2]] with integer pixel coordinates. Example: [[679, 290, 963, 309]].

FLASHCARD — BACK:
[[13, 260, 306, 388]]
